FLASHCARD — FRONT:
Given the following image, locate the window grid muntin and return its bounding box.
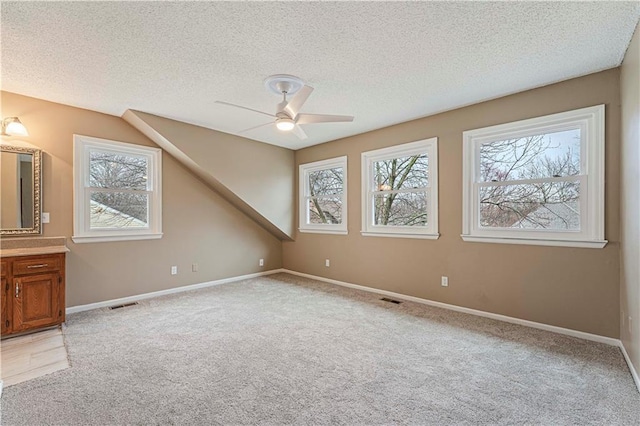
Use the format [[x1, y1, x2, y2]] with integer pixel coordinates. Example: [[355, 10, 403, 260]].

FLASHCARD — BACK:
[[73, 135, 162, 243], [473, 126, 587, 235], [361, 138, 438, 238], [462, 105, 604, 247], [299, 156, 347, 234]]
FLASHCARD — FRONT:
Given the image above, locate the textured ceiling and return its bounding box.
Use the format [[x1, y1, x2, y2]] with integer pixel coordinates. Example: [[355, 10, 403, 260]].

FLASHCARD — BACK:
[[2, 2, 639, 149]]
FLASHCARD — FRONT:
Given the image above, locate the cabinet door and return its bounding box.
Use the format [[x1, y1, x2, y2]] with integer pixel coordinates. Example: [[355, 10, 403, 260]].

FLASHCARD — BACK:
[[13, 273, 62, 331], [1, 275, 10, 334]]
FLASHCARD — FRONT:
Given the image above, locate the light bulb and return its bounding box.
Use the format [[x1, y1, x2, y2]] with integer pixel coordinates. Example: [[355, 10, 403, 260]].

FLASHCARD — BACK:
[[2, 117, 28, 136], [276, 118, 295, 131]]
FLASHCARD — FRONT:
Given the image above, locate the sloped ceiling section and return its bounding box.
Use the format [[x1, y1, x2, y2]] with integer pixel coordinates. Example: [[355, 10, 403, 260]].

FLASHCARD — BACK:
[[123, 110, 294, 241]]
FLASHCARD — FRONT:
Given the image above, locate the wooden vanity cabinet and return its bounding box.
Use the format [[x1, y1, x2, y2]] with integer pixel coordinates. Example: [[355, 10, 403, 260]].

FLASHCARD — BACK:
[[1, 253, 66, 336], [1, 260, 9, 335]]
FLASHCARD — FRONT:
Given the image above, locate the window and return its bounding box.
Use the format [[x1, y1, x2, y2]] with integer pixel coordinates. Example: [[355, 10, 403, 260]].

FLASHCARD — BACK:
[[462, 105, 605, 248], [299, 156, 347, 234], [73, 135, 162, 243], [361, 138, 438, 239]]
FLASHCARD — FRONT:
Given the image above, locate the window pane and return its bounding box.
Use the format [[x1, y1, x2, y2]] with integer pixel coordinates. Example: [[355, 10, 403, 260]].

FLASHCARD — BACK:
[[89, 151, 148, 190], [90, 192, 148, 229], [374, 191, 428, 226], [308, 197, 342, 224], [373, 154, 428, 191], [308, 168, 343, 196], [480, 129, 581, 182], [479, 182, 580, 230]]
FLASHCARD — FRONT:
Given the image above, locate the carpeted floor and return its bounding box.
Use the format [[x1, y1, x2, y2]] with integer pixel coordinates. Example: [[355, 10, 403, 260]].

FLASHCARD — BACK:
[[1, 273, 639, 425]]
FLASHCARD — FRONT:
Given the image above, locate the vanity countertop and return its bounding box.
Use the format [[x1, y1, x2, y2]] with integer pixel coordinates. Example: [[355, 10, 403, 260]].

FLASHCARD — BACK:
[[0, 237, 69, 258]]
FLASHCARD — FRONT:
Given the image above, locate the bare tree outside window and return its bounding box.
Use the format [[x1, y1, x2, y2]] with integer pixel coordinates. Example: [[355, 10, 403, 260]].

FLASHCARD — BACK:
[[307, 167, 343, 224], [299, 156, 347, 234], [373, 154, 429, 226], [478, 129, 581, 230], [89, 151, 150, 228]]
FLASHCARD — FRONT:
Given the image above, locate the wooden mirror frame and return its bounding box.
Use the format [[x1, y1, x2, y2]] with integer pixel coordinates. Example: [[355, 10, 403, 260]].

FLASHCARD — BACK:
[[1, 145, 42, 236]]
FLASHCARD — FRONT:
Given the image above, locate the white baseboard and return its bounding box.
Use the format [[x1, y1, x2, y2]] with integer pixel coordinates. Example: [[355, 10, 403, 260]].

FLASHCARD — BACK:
[[66, 269, 283, 314], [619, 342, 640, 393], [281, 269, 620, 346]]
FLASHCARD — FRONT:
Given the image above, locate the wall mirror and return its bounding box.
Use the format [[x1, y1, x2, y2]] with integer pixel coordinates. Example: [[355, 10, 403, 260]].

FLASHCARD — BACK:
[[1, 145, 41, 235]]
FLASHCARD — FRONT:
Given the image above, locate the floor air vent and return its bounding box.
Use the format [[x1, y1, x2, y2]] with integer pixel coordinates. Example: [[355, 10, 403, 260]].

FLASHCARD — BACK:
[[380, 297, 402, 304], [109, 302, 139, 310]]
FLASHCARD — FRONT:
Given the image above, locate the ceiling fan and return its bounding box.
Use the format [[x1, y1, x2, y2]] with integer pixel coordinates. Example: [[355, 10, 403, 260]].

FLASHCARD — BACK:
[[215, 74, 354, 140]]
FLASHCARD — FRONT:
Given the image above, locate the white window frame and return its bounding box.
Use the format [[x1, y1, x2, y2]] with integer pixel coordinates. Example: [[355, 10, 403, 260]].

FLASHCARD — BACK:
[[461, 105, 606, 248], [299, 156, 348, 235], [361, 138, 439, 239], [73, 135, 162, 243]]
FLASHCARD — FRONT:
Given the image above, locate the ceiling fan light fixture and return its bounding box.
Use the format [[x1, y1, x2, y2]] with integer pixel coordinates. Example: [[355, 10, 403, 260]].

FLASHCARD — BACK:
[[276, 117, 295, 131]]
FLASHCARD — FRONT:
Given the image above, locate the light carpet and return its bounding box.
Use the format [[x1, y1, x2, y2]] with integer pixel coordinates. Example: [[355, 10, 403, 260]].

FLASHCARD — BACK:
[[1, 273, 639, 425]]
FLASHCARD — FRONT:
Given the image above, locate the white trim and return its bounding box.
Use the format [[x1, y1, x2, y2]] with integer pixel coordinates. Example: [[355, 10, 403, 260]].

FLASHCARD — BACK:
[[461, 235, 607, 249], [299, 229, 348, 235], [461, 105, 605, 247], [72, 233, 163, 244], [66, 269, 284, 314], [73, 134, 163, 243], [361, 232, 439, 240], [281, 269, 619, 347], [619, 342, 640, 393], [298, 156, 348, 235], [361, 138, 438, 237]]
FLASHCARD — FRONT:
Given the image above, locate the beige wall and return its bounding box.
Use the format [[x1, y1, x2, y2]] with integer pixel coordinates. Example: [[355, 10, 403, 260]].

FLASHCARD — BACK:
[[1, 91, 283, 307], [284, 69, 621, 338], [123, 110, 295, 240], [621, 24, 640, 377]]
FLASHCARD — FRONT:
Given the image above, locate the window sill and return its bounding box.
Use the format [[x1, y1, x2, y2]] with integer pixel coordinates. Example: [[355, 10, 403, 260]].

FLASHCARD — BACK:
[[298, 228, 348, 235], [72, 233, 163, 244], [460, 235, 607, 249], [361, 232, 440, 240]]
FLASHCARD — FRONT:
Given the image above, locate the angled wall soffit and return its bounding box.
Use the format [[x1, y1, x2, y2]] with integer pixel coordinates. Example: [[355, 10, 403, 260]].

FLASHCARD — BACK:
[[122, 110, 294, 241]]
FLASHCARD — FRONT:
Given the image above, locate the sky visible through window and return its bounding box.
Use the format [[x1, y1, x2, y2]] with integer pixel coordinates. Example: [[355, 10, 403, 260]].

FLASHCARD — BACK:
[[479, 128, 581, 230]]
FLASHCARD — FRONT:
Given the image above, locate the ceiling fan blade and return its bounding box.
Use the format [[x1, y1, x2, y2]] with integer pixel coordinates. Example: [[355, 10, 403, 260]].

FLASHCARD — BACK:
[[291, 124, 308, 140], [284, 85, 314, 118], [296, 113, 354, 125], [215, 101, 275, 118], [239, 121, 273, 134]]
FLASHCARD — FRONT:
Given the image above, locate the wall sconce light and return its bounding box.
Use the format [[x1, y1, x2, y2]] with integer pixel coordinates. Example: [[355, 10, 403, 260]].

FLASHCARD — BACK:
[[1, 117, 29, 137]]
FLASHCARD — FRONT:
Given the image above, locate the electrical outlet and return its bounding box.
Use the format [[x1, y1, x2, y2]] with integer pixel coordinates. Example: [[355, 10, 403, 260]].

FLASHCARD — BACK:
[[441, 276, 449, 287], [629, 316, 633, 333], [325, 259, 330, 267], [259, 258, 264, 267], [42, 212, 50, 223], [171, 266, 178, 275], [192, 263, 198, 272]]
